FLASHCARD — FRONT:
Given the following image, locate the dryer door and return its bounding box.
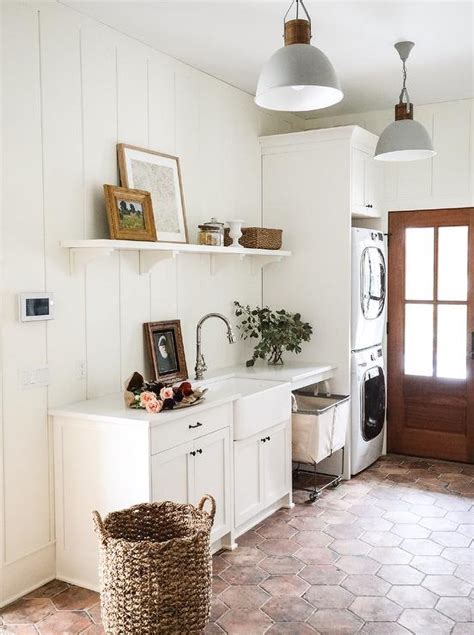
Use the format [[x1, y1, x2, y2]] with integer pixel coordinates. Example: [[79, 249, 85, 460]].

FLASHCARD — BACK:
[[362, 365, 386, 441], [361, 247, 386, 320]]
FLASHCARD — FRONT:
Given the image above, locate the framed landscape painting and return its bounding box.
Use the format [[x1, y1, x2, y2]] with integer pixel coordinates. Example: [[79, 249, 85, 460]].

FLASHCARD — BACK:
[[103, 185, 157, 242], [117, 144, 188, 243]]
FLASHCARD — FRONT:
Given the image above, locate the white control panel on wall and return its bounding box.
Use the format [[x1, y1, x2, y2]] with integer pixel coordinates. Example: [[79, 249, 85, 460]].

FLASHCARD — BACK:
[[18, 292, 54, 322]]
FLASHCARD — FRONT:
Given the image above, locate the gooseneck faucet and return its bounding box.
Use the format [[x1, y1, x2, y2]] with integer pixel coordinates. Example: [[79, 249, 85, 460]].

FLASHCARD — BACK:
[[195, 313, 237, 380]]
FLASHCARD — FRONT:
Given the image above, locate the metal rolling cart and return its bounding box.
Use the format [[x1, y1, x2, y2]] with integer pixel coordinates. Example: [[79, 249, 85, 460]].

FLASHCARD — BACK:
[[291, 388, 350, 503]]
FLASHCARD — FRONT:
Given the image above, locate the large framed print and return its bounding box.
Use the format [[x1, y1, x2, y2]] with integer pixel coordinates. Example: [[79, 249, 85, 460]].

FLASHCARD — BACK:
[[117, 144, 188, 243]]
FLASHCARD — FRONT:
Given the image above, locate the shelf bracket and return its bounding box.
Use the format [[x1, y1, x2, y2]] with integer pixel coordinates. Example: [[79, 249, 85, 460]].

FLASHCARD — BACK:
[[69, 247, 114, 274], [210, 252, 246, 276], [139, 249, 179, 275], [250, 255, 283, 275]]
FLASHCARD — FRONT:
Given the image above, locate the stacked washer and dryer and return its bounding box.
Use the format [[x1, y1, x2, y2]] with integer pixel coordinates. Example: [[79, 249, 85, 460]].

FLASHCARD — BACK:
[[351, 228, 387, 475]]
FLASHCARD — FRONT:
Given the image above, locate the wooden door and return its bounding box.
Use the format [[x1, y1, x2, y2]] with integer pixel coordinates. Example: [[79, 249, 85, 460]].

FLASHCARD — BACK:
[[193, 428, 231, 541], [388, 208, 474, 462], [263, 421, 290, 505]]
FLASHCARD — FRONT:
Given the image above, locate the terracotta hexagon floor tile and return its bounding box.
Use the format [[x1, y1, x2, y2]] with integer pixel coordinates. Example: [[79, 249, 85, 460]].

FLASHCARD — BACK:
[[308, 608, 363, 634], [355, 518, 394, 531], [430, 531, 471, 548], [419, 517, 459, 531], [441, 547, 474, 565], [265, 622, 317, 634], [2, 599, 54, 625], [348, 505, 384, 518], [436, 596, 473, 621], [378, 565, 424, 585], [434, 496, 471, 512], [341, 574, 390, 597], [261, 596, 313, 622], [86, 602, 102, 624], [410, 505, 447, 518], [411, 555, 456, 575], [221, 547, 265, 566], [452, 624, 474, 635], [260, 575, 309, 597], [293, 546, 339, 565], [383, 511, 421, 524], [297, 565, 346, 585], [213, 555, 230, 575], [400, 539, 443, 556], [304, 584, 354, 609], [454, 564, 474, 585], [324, 524, 364, 540], [220, 565, 267, 586], [257, 523, 297, 540], [293, 531, 334, 548], [0, 626, 39, 634], [369, 547, 412, 565], [258, 539, 299, 557], [400, 492, 435, 506], [391, 524, 431, 539], [36, 611, 92, 635], [51, 586, 99, 610], [81, 625, 105, 634], [212, 575, 229, 596], [24, 580, 68, 600], [422, 574, 472, 596], [350, 596, 402, 622], [210, 598, 229, 622], [219, 585, 269, 610], [398, 608, 454, 634], [336, 555, 380, 575], [259, 556, 304, 575], [288, 517, 327, 531], [204, 623, 225, 634], [236, 530, 264, 547], [360, 531, 402, 548], [217, 609, 272, 634], [458, 524, 474, 538], [360, 622, 411, 634], [331, 539, 371, 556], [318, 511, 356, 525], [387, 585, 437, 608]]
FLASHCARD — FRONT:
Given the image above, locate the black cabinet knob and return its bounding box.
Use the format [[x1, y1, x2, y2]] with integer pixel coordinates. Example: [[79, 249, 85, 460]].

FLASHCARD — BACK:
[[190, 450, 196, 456], [266, 436, 270, 441], [196, 448, 203, 454], [261, 438, 266, 443]]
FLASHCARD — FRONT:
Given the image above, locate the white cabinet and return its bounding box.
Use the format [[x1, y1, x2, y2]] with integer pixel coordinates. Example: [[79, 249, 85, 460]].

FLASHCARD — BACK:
[[234, 420, 290, 529], [351, 148, 381, 218], [152, 427, 232, 542]]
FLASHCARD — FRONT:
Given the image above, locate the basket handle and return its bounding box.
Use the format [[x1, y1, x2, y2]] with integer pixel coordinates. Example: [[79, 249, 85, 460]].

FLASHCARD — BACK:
[[198, 495, 216, 523], [92, 510, 108, 545]]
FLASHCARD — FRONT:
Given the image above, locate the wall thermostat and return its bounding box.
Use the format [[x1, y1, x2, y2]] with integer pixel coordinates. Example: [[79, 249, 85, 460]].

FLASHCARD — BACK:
[[19, 292, 54, 322]]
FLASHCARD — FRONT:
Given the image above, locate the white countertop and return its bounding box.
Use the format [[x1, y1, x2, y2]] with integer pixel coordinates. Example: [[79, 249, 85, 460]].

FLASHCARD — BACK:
[[49, 361, 336, 425]]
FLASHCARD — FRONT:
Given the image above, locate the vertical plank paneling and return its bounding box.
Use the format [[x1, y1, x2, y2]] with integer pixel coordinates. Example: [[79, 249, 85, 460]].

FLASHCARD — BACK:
[[40, 3, 86, 408], [81, 19, 121, 398], [116, 38, 150, 379], [1, 1, 50, 562]]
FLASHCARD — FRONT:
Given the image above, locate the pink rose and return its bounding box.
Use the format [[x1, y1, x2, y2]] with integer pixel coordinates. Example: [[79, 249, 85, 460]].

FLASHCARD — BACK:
[[145, 399, 163, 414], [140, 391, 157, 406], [160, 387, 174, 400]]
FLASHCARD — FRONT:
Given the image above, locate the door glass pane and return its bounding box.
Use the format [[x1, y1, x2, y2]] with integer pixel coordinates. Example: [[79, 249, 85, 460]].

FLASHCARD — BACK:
[[438, 226, 468, 301], [405, 304, 433, 376], [437, 305, 467, 379], [405, 228, 434, 300]]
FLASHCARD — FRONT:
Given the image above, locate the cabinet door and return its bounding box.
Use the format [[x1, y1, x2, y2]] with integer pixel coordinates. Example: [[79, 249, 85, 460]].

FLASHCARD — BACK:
[[365, 156, 381, 215], [151, 441, 194, 504], [234, 434, 265, 528], [263, 421, 290, 506], [193, 428, 231, 541], [351, 148, 366, 214]]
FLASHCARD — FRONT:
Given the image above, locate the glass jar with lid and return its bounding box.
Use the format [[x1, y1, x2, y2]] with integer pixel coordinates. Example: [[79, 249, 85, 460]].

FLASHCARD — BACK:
[[198, 217, 225, 246]]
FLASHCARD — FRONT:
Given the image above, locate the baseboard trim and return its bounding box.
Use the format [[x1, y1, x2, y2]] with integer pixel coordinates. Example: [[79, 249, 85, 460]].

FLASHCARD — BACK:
[[1, 543, 55, 607]]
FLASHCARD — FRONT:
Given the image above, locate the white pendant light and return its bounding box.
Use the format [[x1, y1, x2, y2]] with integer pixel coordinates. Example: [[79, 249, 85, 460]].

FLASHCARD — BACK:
[[375, 41, 435, 162], [255, 0, 343, 112]]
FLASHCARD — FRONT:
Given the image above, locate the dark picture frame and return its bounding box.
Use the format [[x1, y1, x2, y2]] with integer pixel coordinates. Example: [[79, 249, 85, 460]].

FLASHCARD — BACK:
[[144, 320, 188, 384], [104, 184, 157, 242]]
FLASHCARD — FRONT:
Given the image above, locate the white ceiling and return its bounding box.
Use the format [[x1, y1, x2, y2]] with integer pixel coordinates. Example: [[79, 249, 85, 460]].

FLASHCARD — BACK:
[[61, 1, 474, 119]]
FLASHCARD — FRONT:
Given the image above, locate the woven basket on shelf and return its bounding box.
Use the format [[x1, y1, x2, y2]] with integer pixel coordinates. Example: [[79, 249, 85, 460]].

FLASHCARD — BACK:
[[92, 495, 215, 635], [224, 227, 282, 250]]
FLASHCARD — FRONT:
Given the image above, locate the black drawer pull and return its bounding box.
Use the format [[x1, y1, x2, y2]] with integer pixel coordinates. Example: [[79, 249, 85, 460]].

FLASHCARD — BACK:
[[266, 436, 270, 441], [196, 448, 203, 454], [261, 438, 267, 443], [190, 450, 196, 456], [189, 422, 203, 429]]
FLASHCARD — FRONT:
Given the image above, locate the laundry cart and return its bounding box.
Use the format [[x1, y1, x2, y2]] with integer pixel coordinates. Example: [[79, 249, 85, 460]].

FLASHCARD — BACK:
[[292, 390, 350, 502]]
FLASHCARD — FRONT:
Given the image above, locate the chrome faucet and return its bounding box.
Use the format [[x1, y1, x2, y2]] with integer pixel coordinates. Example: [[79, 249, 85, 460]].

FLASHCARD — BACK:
[[195, 313, 237, 380]]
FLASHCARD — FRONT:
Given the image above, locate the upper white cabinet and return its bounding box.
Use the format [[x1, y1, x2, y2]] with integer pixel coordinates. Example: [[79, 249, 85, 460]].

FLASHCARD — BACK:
[[351, 148, 381, 218]]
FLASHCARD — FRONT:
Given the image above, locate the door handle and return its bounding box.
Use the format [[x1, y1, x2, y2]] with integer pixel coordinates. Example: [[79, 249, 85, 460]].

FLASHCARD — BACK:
[[189, 422, 203, 429]]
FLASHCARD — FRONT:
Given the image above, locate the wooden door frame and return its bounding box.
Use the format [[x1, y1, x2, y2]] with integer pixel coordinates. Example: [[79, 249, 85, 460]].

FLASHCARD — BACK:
[[387, 207, 474, 463]]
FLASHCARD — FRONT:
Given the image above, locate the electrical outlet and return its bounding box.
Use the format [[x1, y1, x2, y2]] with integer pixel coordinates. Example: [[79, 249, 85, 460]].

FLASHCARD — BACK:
[[78, 361, 87, 380], [20, 367, 50, 388]]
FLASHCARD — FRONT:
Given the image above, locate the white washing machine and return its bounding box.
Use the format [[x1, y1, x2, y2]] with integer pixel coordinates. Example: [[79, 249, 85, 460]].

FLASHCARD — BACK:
[[351, 228, 386, 351], [351, 345, 386, 475]]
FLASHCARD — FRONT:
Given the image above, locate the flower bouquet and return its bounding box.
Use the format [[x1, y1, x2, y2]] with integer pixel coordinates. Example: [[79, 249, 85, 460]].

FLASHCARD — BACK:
[[124, 371, 207, 414]]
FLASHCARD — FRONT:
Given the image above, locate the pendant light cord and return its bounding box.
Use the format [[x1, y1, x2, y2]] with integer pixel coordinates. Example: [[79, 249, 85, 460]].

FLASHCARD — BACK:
[[283, 0, 311, 31], [398, 59, 411, 108]]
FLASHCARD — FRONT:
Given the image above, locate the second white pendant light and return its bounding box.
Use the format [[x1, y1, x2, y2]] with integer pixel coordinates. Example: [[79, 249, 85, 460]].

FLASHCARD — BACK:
[[255, 0, 343, 112]]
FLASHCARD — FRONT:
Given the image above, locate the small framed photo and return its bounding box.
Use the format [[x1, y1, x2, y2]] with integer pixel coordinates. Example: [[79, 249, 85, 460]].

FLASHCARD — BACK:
[[103, 184, 157, 242], [144, 320, 188, 384], [117, 144, 188, 244]]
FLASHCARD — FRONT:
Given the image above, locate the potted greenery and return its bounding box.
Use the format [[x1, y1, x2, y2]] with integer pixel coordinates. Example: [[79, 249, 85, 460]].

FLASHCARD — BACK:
[[234, 301, 313, 367]]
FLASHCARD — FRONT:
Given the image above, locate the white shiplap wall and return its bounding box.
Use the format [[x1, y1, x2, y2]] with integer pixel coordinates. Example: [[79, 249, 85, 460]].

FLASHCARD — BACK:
[[0, 1, 302, 604], [305, 98, 474, 224]]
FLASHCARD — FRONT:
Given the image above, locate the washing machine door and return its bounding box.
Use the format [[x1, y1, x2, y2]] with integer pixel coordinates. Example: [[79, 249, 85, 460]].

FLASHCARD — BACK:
[[362, 365, 386, 441], [360, 247, 386, 320]]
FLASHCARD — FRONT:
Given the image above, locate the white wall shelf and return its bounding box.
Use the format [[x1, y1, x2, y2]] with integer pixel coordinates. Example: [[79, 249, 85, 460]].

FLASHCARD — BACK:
[[61, 239, 291, 275]]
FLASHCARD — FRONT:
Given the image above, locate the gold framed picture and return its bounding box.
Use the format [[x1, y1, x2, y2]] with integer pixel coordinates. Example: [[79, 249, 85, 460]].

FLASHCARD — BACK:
[[144, 320, 188, 384], [117, 144, 188, 244], [103, 185, 157, 242]]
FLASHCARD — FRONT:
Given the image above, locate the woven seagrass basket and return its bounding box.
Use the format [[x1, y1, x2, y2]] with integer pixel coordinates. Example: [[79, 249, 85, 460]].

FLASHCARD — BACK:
[[224, 227, 282, 250], [92, 495, 215, 635]]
